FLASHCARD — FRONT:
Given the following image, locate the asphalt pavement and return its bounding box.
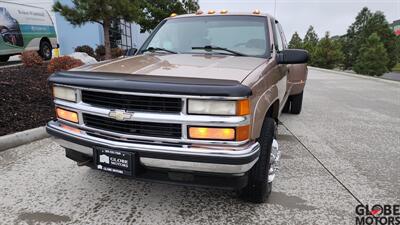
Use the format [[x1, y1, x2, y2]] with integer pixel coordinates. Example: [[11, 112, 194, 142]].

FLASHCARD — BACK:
[[1, 68, 399, 225]]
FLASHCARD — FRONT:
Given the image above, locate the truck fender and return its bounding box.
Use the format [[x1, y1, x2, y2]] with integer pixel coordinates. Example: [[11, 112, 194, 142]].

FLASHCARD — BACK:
[[287, 64, 308, 96], [251, 85, 279, 139]]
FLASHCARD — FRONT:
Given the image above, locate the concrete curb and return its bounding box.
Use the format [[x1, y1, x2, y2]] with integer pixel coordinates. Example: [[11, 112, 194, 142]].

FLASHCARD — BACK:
[[0, 127, 49, 152], [309, 67, 400, 85]]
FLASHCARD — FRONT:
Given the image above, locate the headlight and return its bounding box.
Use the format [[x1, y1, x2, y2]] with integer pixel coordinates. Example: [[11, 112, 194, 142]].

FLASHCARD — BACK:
[[53, 86, 77, 102], [188, 99, 250, 116]]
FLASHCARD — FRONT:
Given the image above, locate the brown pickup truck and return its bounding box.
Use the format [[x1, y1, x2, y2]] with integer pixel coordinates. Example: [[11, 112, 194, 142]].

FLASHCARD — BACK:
[[46, 11, 308, 203]]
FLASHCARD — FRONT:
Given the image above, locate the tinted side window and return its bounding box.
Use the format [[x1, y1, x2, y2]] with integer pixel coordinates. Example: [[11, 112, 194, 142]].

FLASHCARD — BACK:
[[277, 22, 288, 49], [274, 21, 284, 52]]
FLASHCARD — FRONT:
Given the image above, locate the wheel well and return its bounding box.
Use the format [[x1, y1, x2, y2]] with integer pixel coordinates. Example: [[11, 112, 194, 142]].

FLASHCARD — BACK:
[[40, 37, 51, 46], [266, 100, 279, 122]]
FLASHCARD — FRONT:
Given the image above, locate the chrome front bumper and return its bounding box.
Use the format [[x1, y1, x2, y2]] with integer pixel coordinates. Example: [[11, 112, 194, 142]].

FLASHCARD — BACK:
[[47, 121, 260, 175]]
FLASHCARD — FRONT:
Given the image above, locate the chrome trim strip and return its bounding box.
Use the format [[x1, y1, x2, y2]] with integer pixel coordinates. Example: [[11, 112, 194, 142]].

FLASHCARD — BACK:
[[48, 121, 260, 156], [54, 138, 93, 155], [57, 117, 249, 146], [140, 158, 257, 174], [54, 84, 248, 100], [54, 100, 249, 126]]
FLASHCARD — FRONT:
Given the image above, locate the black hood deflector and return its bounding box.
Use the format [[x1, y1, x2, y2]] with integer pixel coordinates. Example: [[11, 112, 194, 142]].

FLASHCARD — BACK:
[[49, 71, 252, 97]]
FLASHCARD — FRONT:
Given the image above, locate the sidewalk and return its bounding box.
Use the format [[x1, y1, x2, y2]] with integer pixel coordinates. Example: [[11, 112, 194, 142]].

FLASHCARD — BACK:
[[382, 72, 400, 81]]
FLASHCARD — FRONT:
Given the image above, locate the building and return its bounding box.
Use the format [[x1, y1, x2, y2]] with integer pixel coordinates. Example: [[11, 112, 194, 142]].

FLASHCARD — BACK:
[[13, 0, 149, 55], [391, 20, 400, 36]]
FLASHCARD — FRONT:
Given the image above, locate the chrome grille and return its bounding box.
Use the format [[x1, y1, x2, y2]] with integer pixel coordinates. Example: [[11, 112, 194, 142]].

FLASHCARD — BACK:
[[83, 114, 182, 139], [81, 90, 182, 113]]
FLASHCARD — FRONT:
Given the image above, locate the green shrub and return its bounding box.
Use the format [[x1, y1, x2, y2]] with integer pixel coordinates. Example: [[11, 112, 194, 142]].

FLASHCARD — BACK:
[[95, 45, 124, 60], [312, 32, 344, 69], [74, 45, 95, 57], [353, 33, 389, 76], [111, 47, 123, 58], [95, 45, 106, 61]]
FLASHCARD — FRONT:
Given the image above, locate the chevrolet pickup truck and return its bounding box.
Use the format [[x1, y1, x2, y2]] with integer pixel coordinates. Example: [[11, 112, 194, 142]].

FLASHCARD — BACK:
[[46, 11, 308, 203]]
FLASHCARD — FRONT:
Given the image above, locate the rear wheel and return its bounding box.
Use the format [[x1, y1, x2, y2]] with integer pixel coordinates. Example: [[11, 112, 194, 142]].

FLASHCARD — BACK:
[[39, 40, 52, 60], [0, 55, 10, 62], [240, 118, 277, 203], [282, 100, 290, 113], [290, 92, 303, 114]]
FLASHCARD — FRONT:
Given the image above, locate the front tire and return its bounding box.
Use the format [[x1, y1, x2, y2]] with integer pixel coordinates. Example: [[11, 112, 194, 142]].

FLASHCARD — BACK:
[[39, 40, 52, 60], [240, 118, 276, 203]]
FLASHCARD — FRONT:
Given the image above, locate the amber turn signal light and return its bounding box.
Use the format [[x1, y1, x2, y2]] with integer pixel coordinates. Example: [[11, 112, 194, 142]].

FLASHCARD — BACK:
[[189, 125, 250, 141], [236, 99, 250, 116], [189, 127, 235, 140], [56, 108, 79, 123], [236, 125, 250, 141]]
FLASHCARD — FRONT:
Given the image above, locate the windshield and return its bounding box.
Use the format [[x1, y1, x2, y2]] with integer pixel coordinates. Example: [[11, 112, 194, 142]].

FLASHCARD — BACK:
[[140, 16, 270, 58]]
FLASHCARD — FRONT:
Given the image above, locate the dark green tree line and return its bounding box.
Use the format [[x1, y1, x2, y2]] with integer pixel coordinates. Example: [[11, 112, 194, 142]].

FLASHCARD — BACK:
[[312, 32, 344, 69], [353, 33, 389, 76], [288, 32, 302, 49], [288, 7, 400, 76]]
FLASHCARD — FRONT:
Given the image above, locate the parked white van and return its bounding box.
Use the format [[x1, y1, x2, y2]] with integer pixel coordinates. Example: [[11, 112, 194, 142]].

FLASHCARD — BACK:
[[0, 1, 57, 62]]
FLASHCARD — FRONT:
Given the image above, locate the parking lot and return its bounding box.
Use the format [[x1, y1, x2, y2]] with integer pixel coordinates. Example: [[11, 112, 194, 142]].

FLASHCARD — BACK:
[[1, 68, 399, 225]]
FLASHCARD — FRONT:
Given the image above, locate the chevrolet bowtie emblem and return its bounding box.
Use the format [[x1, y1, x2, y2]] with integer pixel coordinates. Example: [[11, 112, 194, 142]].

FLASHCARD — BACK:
[[108, 110, 133, 121]]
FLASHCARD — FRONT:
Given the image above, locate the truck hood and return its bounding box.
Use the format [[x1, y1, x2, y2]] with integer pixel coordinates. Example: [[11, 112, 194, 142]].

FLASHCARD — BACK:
[[73, 54, 267, 83]]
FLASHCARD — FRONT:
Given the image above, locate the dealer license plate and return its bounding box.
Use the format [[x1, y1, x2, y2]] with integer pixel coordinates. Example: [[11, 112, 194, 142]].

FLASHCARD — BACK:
[[94, 147, 135, 176]]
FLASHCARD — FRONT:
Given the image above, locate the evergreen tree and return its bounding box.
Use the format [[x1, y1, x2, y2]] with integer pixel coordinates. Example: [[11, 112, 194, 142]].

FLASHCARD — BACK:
[[53, 0, 199, 59], [353, 33, 389, 76], [137, 0, 199, 32], [303, 26, 319, 65], [313, 32, 344, 69], [53, 0, 141, 60], [288, 32, 303, 49], [364, 11, 399, 69], [343, 7, 399, 70]]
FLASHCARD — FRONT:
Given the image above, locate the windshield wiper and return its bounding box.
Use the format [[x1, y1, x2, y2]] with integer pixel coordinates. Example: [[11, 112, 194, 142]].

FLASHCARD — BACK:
[[142, 47, 177, 54], [192, 45, 247, 56]]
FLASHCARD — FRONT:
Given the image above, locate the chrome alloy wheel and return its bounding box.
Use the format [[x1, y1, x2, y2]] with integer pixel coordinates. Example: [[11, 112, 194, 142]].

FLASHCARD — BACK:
[[268, 139, 280, 183]]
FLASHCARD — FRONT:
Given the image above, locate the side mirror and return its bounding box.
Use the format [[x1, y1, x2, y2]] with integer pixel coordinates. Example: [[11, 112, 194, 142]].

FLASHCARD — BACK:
[[125, 48, 138, 56], [276, 49, 309, 64]]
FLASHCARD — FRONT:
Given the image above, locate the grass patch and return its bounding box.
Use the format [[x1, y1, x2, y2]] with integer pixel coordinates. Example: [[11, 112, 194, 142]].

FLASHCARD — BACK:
[[393, 63, 400, 72]]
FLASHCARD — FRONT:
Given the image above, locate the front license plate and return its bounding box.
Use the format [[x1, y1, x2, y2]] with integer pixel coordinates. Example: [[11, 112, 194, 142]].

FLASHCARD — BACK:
[[94, 147, 134, 176]]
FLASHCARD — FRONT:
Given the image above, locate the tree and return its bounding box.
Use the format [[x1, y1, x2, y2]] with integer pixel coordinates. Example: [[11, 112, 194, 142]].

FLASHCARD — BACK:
[[342, 7, 372, 69], [343, 7, 399, 70], [353, 33, 389, 76], [288, 32, 303, 49], [53, 0, 141, 60], [303, 26, 319, 65], [364, 11, 399, 69], [313, 32, 344, 69], [137, 0, 199, 32]]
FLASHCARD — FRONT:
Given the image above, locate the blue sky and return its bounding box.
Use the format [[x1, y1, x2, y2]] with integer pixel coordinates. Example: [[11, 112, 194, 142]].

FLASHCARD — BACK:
[[199, 0, 400, 38]]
